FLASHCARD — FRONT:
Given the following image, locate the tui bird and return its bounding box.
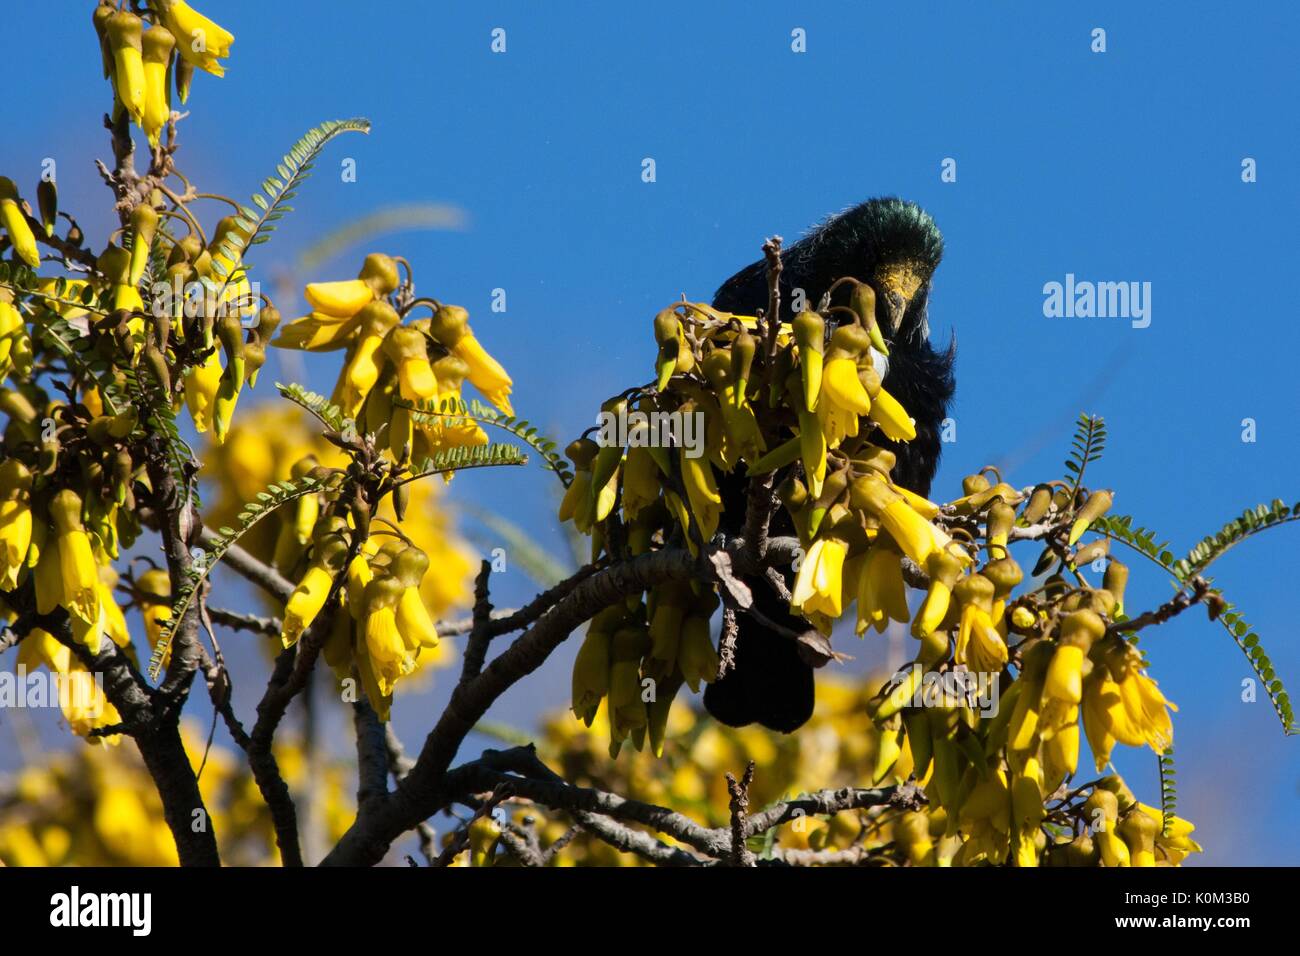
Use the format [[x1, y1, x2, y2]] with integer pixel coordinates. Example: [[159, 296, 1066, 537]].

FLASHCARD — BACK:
[[703, 198, 956, 733]]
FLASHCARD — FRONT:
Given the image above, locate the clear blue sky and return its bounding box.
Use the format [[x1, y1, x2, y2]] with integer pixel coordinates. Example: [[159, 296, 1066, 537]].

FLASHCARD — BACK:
[[1, 1, 1296, 864]]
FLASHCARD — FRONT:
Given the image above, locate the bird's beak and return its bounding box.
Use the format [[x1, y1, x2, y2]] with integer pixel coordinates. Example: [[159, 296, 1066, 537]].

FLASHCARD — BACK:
[[882, 289, 909, 335], [875, 263, 924, 334]]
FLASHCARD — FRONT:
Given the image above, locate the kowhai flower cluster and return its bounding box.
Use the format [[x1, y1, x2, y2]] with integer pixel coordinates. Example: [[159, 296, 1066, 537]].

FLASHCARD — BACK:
[[559, 279, 1189, 865]]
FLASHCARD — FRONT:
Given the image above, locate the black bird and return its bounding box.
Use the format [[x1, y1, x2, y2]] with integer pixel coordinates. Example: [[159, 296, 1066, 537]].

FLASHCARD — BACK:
[[703, 198, 956, 733]]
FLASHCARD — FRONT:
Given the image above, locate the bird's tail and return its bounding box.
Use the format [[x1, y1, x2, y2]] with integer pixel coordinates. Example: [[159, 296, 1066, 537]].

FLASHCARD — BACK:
[[703, 584, 815, 733]]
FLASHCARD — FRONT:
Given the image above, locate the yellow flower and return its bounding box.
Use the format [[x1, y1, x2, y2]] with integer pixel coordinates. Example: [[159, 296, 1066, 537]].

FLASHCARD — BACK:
[[867, 386, 916, 442], [183, 347, 223, 433], [96, 575, 132, 650], [137, 567, 173, 664], [1044, 643, 1085, 704], [281, 563, 333, 648], [272, 311, 361, 352], [453, 332, 513, 415], [852, 474, 955, 567], [620, 445, 660, 521], [414, 355, 489, 457], [363, 577, 416, 697], [679, 446, 722, 542], [158, 0, 234, 77], [955, 604, 1009, 673], [141, 25, 175, 146], [817, 356, 871, 447], [48, 489, 100, 628], [382, 323, 436, 403], [304, 279, 374, 318], [1041, 704, 1080, 785], [678, 614, 719, 692], [0, 459, 33, 589], [857, 543, 909, 635], [0, 297, 32, 381], [61, 667, 122, 743], [791, 535, 848, 619], [338, 320, 391, 416], [1117, 668, 1176, 753], [397, 586, 439, 650], [0, 178, 40, 270], [1081, 673, 1145, 770], [17, 627, 121, 743], [104, 10, 146, 125]]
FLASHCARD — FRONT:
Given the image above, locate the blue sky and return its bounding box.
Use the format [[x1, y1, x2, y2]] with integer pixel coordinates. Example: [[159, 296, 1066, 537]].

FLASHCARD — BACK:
[[1, 1, 1296, 864]]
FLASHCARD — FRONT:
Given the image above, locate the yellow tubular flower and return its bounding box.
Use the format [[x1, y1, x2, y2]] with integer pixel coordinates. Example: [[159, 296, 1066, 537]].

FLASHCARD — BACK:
[[1042, 704, 1080, 785], [272, 312, 361, 352], [303, 279, 375, 318], [16, 627, 67, 678], [620, 445, 660, 521], [391, 547, 439, 650], [1118, 811, 1158, 867], [96, 576, 131, 650], [1134, 802, 1202, 861], [395, 585, 440, 651], [571, 619, 614, 726], [1044, 644, 1086, 704], [791, 535, 848, 619], [559, 471, 593, 530], [62, 665, 122, 743], [137, 568, 173, 663], [184, 347, 223, 433], [339, 303, 401, 414], [281, 563, 333, 648], [795, 406, 828, 498], [1117, 668, 1176, 753], [49, 489, 100, 628], [159, 0, 234, 77], [382, 322, 436, 404], [792, 310, 825, 413], [212, 364, 242, 445], [1082, 673, 1145, 769], [822, 356, 873, 415], [105, 10, 146, 124], [454, 331, 514, 416], [141, 26, 176, 147], [867, 386, 917, 442], [678, 614, 720, 693], [427, 300, 510, 408], [0, 298, 26, 378], [851, 474, 955, 567], [893, 483, 942, 519], [679, 446, 722, 542], [0, 179, 40, 270], [607, 625, 650, 743], [345, 546, 378, 621], [857, 543, 910, 635], [950, 574, 997, 664], [955, 603, 1009, 673], [363, 576, 416, 697], [0, 459, 33, 589], [414, 355, 487, 454], [911, 548, 964, 640]]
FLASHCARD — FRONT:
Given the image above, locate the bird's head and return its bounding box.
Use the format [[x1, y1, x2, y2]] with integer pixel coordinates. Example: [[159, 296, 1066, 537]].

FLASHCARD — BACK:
[[828, 198, 943, 346], [865, 201, 943, 340], [714, 197, 945, 348]]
